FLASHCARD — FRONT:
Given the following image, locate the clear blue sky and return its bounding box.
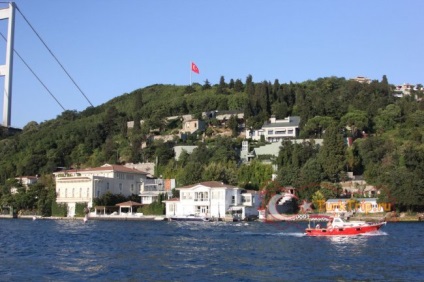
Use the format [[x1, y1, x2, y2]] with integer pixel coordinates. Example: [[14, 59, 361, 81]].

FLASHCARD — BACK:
[[1, 0, 423, 128]]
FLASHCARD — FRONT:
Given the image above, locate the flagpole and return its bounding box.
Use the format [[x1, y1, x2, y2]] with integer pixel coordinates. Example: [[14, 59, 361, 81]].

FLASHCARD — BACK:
[[190, 61, 192, 86]]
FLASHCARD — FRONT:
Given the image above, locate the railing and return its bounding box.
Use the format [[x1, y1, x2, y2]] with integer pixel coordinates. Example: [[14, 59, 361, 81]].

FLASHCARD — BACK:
[[194, 198, 209, 202]]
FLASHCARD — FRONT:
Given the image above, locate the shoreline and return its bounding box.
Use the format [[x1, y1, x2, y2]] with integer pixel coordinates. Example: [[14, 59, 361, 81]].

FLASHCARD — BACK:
[[0, 214, 167, 221], [1, 214, 422, 222]]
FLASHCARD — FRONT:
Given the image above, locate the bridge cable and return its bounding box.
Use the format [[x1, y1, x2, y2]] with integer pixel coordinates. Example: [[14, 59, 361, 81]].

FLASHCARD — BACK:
[[15, 5, 94, 107], [0, 32, 66, 111]]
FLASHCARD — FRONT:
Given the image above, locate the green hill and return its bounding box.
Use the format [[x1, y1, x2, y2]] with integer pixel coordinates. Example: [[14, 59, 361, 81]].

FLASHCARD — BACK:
[[1, 75, 423, 213]]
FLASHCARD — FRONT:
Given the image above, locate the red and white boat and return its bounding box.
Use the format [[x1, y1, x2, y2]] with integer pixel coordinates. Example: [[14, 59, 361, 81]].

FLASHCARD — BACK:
[[305, 216, 386, 236]]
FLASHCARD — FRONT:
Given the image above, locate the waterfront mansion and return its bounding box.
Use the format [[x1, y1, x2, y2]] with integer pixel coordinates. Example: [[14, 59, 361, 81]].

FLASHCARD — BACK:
[[164, 181, 260, 221], [53, 164, 150, 217]]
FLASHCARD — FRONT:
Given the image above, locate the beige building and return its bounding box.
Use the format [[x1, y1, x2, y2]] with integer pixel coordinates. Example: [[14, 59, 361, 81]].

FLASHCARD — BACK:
[[181, 119, 205, 134], [53, 164, 148, 217]]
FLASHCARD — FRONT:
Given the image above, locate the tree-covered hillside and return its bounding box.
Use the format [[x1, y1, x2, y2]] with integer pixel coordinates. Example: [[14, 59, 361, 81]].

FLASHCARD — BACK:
[[1, 75, 423, 212]]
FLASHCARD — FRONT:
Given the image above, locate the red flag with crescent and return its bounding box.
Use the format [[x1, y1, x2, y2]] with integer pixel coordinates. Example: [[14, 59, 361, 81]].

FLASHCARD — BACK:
[[191, 62, 199, 74]]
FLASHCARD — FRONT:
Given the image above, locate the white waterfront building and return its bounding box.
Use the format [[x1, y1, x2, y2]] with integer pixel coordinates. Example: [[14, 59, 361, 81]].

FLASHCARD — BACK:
[[53, 164, 149, 217], [164, 181, 260, 221]]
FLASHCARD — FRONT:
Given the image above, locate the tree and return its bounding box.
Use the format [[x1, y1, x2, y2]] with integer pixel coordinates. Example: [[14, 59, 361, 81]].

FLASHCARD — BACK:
[[234, 79, 244, 92], [238, 160, 273, 190], [318, 125, 346, 182], [373, 104, 401, 133], [227, 115, 238, 137], [177, 162, 204, 186], [22, 121, 39, 133], [216, 76, 226, 94], [340, 110, 369, 138], [133, 91, 143, 114], [103, 106, 120, 136], [271, 101, 288, 120], [202, 79, 212, 90], [296, 158, 323, 200], [202, 161, 238, 185], [303, 116, 336, 138], [184, 85, 196, 94]]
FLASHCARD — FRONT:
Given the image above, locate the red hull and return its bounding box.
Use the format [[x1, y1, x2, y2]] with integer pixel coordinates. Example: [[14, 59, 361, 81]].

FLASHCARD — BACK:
[[305, 222, 385, 236]]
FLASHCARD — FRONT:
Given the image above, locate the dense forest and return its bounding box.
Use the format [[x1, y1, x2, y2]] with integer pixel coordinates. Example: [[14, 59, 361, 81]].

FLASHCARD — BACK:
[[0, 75, 423, 214]]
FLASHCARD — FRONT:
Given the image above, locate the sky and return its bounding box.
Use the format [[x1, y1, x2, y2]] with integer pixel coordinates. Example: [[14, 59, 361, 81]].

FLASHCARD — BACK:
[[0, 0, 423, 128]]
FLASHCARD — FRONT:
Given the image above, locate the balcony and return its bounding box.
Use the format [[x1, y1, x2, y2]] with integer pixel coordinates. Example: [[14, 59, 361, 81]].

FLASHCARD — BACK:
[[194, 198, 209, 202]]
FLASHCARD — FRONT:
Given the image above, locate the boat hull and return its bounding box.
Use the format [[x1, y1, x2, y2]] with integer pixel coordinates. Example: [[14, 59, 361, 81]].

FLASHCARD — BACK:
[[305, 222, 385, 236]]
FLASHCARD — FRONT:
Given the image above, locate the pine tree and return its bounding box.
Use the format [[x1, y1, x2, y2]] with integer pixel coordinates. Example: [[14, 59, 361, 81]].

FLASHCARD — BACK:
[[318, 125, 346, 182]]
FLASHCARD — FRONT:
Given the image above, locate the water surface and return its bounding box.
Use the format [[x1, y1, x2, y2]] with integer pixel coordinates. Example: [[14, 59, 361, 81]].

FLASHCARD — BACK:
[[0, 219, 423, 281]]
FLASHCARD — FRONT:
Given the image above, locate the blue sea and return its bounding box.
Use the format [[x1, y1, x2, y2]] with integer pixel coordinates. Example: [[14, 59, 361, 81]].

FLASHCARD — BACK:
[[0, 218, 423, 281]]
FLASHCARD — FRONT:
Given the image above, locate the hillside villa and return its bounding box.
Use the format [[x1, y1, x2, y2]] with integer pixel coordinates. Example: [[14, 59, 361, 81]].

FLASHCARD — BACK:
[[245, 116, 300, 142]]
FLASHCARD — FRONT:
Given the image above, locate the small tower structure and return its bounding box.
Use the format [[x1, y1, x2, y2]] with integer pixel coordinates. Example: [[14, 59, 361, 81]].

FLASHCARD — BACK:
[[0, 2, 15, 127]]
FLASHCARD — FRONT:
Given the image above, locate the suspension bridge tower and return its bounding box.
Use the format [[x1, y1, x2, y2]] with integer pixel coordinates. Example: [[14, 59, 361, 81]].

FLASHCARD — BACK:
[[0, 2, 15, 127]]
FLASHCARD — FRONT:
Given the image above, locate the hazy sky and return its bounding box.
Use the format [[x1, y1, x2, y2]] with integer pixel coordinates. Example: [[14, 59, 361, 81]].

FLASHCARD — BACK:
[[1, 0, 423, 128]]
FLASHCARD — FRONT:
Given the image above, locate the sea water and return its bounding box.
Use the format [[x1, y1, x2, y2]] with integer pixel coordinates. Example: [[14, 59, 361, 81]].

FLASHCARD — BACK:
[[0, 219, 423, 281]]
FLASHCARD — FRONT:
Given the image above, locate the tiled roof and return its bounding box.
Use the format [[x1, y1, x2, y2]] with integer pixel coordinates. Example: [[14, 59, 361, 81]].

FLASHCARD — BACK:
[[54, 164, 148, 175], [56, 177, 91, 181], [178, 181, 238, 189], [163, 198, 180, 202], [115, 201, 143, 207]]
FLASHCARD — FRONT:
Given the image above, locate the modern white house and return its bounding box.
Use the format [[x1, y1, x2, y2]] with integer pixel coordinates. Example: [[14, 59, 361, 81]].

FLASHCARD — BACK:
[[139, 178, 174, 204], [245, 116, 300, 142], [163, 181, 260, 221], [53, 164, 149, 217]]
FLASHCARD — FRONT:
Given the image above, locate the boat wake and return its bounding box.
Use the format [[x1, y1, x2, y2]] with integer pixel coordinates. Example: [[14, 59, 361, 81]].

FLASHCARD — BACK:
[[242, 231, 305, 237], [275, 232, 305, 237], [359, 230, 388, 236]]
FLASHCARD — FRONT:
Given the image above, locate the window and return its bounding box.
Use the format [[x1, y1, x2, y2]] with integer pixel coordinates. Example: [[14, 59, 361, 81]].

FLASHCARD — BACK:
[[232, 196, 235, 204], [268, 130, 273, 135], [288, 129, 293, 134]]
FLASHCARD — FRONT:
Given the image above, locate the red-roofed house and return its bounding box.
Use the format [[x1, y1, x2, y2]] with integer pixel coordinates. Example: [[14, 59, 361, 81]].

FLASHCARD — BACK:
[[53, 164, 148, 217]]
